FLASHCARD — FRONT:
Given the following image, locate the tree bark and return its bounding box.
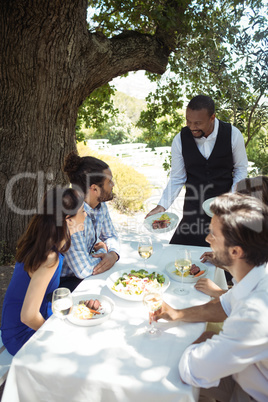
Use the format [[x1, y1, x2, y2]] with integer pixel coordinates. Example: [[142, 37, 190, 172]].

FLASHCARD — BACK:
[[0, 0, 183, 252]]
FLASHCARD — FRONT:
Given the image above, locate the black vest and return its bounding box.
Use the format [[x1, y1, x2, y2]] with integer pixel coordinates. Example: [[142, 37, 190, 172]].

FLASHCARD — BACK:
[[170, 121, 234, 246], [181, 120, 233, 207]]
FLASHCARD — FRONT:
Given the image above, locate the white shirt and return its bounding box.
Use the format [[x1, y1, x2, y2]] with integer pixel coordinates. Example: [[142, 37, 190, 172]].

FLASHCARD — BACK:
[[179, 264, 268, 402], [159, 118, 248, 209]]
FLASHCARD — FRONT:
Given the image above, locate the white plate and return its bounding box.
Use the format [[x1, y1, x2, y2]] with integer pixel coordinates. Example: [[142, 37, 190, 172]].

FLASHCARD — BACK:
[[144, 212, 179, 233], [165, 261, 207, 283], [106, 269, 170, 301], [202, 197, 216, 218], [67, 294, 114, 326]]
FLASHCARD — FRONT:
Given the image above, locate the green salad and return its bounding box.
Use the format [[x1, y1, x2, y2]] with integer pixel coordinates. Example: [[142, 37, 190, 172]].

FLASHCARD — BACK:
[[112, 269, 165, 296]]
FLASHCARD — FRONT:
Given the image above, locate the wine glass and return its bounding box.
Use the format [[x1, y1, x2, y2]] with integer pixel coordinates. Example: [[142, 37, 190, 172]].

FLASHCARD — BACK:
[[143, 288, 162, 335], [138, 236, 153, 269], [52, 287, 73, 319], [174, 249, 191, 296]]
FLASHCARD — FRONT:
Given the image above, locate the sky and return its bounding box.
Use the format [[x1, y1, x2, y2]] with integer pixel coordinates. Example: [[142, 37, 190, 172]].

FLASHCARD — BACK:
[[111, 70, 158, 100]]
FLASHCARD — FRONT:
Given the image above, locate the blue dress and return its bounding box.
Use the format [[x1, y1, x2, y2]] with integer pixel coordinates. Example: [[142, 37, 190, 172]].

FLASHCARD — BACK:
[[0, 253, 64, 355]]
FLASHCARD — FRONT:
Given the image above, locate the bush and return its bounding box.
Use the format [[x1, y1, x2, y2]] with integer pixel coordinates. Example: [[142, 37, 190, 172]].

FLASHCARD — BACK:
[[246, 130, 268, 175], [77, 143, 152, 213]]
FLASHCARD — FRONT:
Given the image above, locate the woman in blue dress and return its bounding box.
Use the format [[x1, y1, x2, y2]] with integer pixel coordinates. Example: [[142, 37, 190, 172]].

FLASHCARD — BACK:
[[1, 187, 86, 355]]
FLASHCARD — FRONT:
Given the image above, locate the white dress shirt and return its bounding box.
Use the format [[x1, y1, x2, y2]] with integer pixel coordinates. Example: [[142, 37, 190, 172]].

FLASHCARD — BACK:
[[159, 118, 248, 209], [179, 264, 268, 402]]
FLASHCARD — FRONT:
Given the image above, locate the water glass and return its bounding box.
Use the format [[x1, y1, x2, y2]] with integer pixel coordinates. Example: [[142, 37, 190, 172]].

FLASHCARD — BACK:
[[52, 287, 73, 319]]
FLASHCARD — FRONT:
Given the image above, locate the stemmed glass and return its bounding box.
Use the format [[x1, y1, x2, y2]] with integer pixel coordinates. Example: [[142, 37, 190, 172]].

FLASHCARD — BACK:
[[138, 236, 153, 269], [143, 288, 162, 335], [52, 287, 73, 319], [174, 249, 191, 296]]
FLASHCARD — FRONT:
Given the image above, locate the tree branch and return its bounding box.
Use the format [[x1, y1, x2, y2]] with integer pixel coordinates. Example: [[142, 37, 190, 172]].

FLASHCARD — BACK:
[[78, 30, 171, 99], [77, 0, 191, 98], [110, 30, 170, 73]]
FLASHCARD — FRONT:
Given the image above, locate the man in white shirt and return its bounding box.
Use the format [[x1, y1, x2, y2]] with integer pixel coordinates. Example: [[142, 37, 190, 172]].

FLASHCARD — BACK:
[[146, 95, 248, 247], [153, 193, 268, 402]]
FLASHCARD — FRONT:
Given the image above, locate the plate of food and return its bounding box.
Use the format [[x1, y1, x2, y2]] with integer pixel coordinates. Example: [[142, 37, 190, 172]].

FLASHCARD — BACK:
[[106, 269, 170, 301], [202, 197, 216, 218], [144, 212, 179, 233], [165, 261, 207, 283], [67, 294, 114, 326]]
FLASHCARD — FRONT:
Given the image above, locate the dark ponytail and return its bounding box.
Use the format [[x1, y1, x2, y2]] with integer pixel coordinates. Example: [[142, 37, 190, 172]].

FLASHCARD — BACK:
[[63, 151, 109, 195]]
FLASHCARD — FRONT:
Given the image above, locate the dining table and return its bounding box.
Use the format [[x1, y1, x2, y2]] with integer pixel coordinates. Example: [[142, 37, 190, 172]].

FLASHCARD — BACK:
[[2, 241, 227, 402]]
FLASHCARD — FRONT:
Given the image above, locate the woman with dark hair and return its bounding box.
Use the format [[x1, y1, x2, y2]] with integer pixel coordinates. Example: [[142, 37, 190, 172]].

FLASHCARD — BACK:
[[1, 187, 85, 355]]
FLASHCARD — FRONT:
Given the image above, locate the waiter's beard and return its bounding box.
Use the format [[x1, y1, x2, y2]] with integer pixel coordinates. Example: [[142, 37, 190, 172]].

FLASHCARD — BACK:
[[191, 130, 205, 138]]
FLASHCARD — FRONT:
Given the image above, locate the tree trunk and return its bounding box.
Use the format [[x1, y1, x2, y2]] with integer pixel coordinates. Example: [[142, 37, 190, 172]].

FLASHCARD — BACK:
[[0, 0, 182, 253]]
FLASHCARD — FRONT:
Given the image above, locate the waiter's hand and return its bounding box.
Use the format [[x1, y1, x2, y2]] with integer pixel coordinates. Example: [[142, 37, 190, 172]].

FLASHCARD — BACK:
[[92, 251, 118, 275], [145, 205, 165, 219]]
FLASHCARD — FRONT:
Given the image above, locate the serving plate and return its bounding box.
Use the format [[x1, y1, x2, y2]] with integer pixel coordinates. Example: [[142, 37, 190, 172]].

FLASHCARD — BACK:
[[165, 261, 207, 283], [67, 294, 114, 326], [106, 269, 170, 301], [144, 212, 179, 234], [202, 197, 216, 218]]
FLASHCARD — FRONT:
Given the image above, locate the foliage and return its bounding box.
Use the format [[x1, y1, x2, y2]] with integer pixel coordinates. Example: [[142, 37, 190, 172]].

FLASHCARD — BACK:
[[77, 143, 152, 212], [76, 84, 119, 141], [162, 153, 172, 175], [139, 0, 268, 167], [78, 91, 146, 144], [79, 84, 118, 128], [87, 0, 185, 36], [113, 92, 146, 124], [246, 129, 268, 175], [136, 79, 185, 147], [80, 0, 267, 168], [77, 0, 191, 143], [87, 112, 142, 144], [136, 123, 173, 149]]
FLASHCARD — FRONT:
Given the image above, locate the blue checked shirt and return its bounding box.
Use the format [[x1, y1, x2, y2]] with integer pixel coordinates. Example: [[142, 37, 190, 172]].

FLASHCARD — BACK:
[[61, 202, 120, 278]]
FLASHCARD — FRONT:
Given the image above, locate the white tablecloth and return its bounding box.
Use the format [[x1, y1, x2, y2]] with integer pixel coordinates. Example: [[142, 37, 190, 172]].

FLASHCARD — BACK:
[[2, 243, 226, 402]]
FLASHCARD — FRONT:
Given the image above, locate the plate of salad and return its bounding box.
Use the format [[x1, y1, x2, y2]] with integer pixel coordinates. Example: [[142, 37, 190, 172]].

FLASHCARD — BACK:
[[106, 269, 170, 301]]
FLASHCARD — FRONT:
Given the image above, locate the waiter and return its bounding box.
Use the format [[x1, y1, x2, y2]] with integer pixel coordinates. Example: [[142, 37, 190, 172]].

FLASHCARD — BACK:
[[146, 95, 248, 246]]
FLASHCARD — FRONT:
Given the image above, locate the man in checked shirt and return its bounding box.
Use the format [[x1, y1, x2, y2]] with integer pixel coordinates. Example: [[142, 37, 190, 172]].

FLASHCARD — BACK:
[[59, 151, 120, 291]]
